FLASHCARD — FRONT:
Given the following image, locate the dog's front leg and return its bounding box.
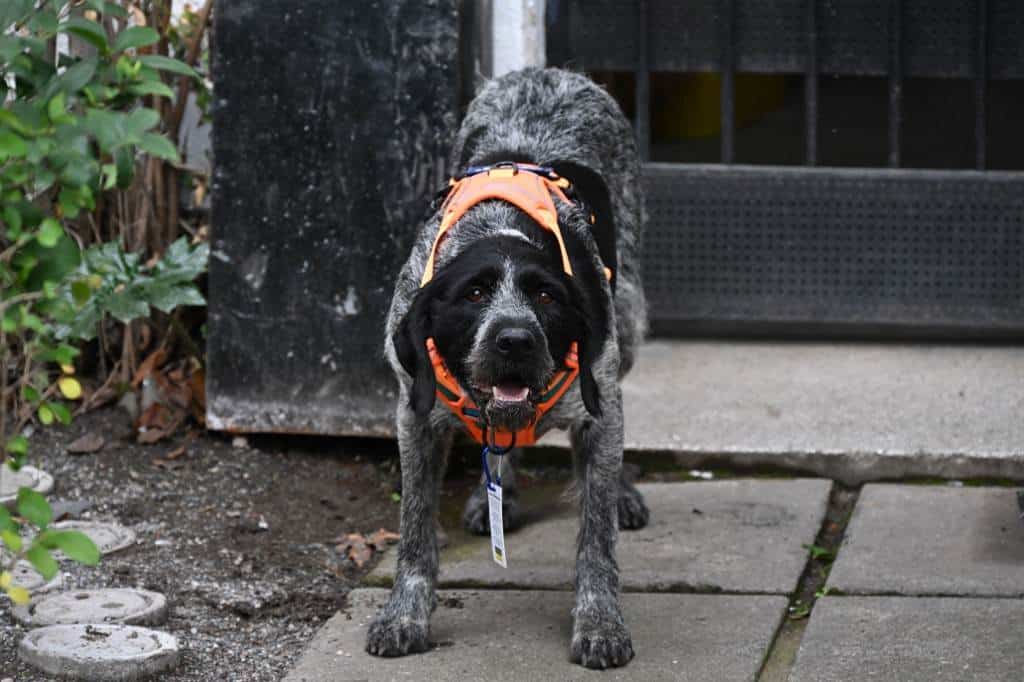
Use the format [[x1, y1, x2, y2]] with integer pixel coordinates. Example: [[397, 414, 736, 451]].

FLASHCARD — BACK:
[[569, 389, 634, 669], [366, 409, 450, 657]]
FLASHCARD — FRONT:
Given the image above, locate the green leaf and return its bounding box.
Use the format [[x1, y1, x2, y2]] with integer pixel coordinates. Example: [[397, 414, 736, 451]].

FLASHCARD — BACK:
[[103, 2, 128, 19], [55, 344, 80, 365], [28, 8, 59, 35], [127, 80, 175, 99], [125, 108, 160, 138], [153, 238, 209, 282], [54, 57, 98, 95], [137, 132, 179, 162], [3, 205, 23, 235], [48, 530, 100, 565], [25, 545, 59, 580], [37, 218, 63, 248], [49, 402, 72, 426], [0, 131, 28, 160], [113, 26, 159, 52], [60, 18, 109, 54], [22, 385, 40, 403], [38, 403, 54, 425], [16, 488, 52, 529], [0, 1, 34, 31], [5, 436, 28, 457], [136, 55, 198, 78], [0, 35, 21, 61], [101, 291, 150, 323], [1, 529, 22, 552], [71, 279, 92, 305], [47, 92, 67, 122], [83, 108, 122, 153], [0, 507, 16, 533], [146, 284, 206, 312]]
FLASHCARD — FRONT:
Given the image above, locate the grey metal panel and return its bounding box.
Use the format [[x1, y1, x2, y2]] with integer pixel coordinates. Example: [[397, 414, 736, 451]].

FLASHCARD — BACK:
[[208, 0, 458, 435], [642, 164, 1024, 332]]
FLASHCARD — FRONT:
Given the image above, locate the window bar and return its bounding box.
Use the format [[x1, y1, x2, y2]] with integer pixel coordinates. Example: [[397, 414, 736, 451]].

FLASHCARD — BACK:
[[720, 0, 736, 163], [805, 0, 819, 166], [635, 0, 650, 161], [887, 0, 903, 168], [974, 0, 989, 170]]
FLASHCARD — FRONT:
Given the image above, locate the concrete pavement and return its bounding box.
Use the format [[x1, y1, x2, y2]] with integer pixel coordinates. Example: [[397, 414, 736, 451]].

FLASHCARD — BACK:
[[287, 479, 1024, 680], [543, 340, 1024, 483], [370, 479, 831, 593]]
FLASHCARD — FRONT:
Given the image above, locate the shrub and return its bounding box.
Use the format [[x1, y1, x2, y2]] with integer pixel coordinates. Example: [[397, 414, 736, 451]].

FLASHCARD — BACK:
[[1, 0, 209, 603]]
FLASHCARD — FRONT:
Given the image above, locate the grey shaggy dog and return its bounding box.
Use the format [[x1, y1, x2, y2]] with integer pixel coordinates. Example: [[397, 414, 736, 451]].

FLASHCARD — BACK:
[[367, 67, 649, 669]]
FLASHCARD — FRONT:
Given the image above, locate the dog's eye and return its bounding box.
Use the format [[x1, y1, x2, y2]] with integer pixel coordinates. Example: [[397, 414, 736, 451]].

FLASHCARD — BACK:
[[465, 286, 485, 303], [537, 290, 554, 305]]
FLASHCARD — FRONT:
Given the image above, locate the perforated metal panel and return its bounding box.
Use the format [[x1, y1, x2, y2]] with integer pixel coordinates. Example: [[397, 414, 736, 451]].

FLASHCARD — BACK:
[[992, 0, 1024, 78], [561, 0, 1024, 77], [642, 164, 1024, 333]]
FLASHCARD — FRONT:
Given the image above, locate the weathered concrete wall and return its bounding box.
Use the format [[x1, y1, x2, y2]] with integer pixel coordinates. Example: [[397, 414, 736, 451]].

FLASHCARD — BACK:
[[208, 0, 459, 435]]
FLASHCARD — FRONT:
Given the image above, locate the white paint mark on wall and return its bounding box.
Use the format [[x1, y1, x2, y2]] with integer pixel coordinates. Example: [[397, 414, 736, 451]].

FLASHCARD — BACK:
[[335, 286, 361, 318]]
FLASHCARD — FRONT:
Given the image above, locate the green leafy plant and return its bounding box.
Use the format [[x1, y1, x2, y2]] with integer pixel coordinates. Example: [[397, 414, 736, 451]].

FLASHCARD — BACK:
[[1, 488, 100, 605], [1, 1, 209, 602]]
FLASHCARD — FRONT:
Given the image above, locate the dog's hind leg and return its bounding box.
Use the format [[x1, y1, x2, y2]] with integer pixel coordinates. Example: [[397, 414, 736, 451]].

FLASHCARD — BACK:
[[568, 392, 635, 669], [462, 447, 523, 535], [618, 470, 650, 530], [366, 409, 451, 657]]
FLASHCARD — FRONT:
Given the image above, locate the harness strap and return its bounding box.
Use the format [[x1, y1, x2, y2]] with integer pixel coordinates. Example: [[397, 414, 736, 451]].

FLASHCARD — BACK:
[[419, 161, 598, 447], [421, 163, 574, 286], [426, 338, 579, 447]]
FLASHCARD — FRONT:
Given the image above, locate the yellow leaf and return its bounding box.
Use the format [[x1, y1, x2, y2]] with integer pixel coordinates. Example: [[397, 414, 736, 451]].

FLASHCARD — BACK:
[[60, 364, 75, 375], [7, 585, 30, 605], [58, 377, 82, 400], [0, 571, 11, 589]]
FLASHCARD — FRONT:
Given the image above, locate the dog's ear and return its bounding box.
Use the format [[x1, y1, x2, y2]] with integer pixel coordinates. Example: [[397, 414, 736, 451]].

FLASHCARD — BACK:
[[393, 287, 437, 417], [568, 275, 609, 419]]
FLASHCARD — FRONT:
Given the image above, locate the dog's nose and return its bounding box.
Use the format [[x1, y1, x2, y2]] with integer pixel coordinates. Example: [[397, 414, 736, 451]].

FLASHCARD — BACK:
[[495, 328, 536, 357]]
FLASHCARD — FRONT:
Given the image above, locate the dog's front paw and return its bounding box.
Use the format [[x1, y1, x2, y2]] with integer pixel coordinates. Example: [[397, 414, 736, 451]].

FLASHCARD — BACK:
[[365, 613, 430, 657], [570, 617, 635, 669], [618, 484, 650, 530], [462, 485, 521, 535]]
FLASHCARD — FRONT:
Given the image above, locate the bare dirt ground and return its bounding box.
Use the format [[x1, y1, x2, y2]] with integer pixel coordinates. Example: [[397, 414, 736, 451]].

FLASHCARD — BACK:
[[0, 406, 438, 680]]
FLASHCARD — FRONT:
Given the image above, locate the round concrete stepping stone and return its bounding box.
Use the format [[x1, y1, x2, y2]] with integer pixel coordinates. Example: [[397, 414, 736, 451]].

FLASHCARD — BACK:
[[51, 521, 136, 556], [11, 560, 62, 594], [0, 466, 55, 509], [19, 624, 180, 680], [13, 588, 168, 627]]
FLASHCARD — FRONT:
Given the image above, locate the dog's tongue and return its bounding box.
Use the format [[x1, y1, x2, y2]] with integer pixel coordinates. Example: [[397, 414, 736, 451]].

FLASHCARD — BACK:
[[492, 382, 529, 402]]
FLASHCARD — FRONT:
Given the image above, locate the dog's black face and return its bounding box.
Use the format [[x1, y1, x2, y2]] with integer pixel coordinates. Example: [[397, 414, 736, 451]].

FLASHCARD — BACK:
[[394, 232, 607, 431]]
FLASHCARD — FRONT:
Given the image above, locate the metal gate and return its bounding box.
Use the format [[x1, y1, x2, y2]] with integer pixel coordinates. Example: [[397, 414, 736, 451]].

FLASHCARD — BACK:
[[547, 0, 1024, 337]]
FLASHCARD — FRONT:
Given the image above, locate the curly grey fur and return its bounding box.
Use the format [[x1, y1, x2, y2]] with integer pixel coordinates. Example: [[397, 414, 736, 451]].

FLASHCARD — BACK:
[[368, 68, 648, 669]]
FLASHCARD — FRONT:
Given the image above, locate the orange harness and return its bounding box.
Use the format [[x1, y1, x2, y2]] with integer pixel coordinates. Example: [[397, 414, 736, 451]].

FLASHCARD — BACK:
[[421, 162, 586, 448]]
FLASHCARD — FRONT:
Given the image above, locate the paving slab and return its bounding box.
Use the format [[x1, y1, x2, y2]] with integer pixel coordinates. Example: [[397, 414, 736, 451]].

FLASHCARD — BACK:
[[10, 560, 62, 594], [18, 623, 180, 680], [51, 520, 137, 557], [371, 479, 830, 594], [828, 484, 1024, 596], [541, 340, 1024, 482], [285, 588, 787, 682], [790, 596, 1024, 682], [13, 588, 168, 627], [0, 466, 55, 509]]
